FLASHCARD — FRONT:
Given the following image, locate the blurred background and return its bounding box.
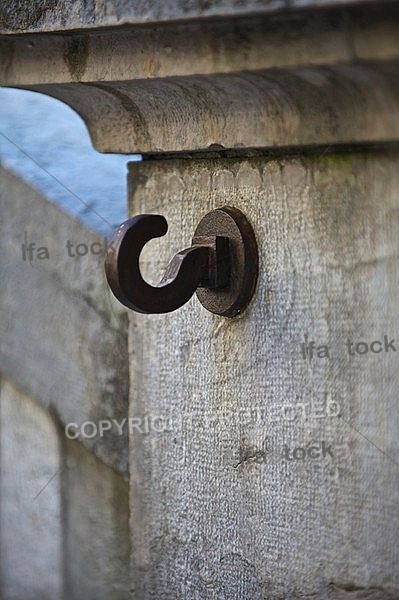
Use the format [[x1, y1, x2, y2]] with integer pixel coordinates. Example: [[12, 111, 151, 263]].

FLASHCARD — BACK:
[[0, 88, 135, 599], [0, 87, 140, 235]]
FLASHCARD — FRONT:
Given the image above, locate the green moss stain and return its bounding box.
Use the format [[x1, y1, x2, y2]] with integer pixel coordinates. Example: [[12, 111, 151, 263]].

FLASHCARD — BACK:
[[302, 151, 357, 187], [64, 35, 89, 81], [0, 40, 14, 81]]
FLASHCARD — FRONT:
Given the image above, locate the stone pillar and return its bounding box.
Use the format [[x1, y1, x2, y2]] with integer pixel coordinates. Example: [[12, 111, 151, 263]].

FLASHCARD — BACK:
[[126, 152, 399, 598]]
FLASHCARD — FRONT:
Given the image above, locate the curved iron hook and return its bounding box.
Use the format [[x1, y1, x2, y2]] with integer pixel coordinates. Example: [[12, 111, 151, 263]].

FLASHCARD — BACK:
[[105, 207, 258, 316], [105, 214, 217, 314]]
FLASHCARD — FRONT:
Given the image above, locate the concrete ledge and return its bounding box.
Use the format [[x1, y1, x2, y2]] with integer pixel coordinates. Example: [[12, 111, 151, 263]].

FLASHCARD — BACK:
[[24, 61, 399, 154], [2, 3, 399, 154], [1, 4, 399, 85], [0, 0, 390, 34]]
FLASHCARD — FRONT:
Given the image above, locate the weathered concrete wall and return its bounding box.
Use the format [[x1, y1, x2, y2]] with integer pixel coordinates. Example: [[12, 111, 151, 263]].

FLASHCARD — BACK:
[[63, 436, 130, 599], [0, 0, 388, 34], [127, 151, 399, 598], [0, 376, 63, 600], [0, 164, 129, 474], [0, 165, 130, 598], [0, 374, 130, 600], [2, 4, 399, 86]]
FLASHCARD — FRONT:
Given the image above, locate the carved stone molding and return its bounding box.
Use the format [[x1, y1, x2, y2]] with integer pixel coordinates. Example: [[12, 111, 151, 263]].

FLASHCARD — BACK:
[[1, 2, 399, 154], [18, 61, 399, 154]]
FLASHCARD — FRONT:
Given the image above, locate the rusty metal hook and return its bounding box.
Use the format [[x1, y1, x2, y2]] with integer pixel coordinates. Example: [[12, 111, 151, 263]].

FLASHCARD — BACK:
[[105, 207, 258, 317]]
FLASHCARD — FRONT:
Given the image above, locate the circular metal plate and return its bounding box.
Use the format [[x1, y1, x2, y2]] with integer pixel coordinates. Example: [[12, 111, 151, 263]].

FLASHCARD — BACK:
[[193, 206, 258, 317]]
